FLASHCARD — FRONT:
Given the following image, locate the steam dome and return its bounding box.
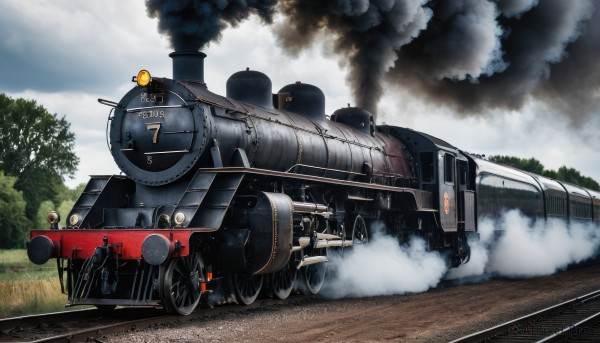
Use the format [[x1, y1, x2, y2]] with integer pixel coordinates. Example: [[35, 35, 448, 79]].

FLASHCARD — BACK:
[[226, 68, 273, 108], [331, 107, 374, 134], [277, 82, 325, 121]]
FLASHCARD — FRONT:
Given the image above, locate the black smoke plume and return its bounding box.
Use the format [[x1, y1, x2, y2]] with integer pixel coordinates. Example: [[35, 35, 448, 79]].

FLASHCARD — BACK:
[[388, 0, 599, 124], [276, 0, 599, 122], [145, 0, 277, 51], [146, 0, 600, 123], [275, 0, 432, 115]]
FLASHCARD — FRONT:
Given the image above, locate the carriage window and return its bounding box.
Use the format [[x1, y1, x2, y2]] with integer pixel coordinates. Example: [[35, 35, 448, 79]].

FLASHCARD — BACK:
[[420, 152, 434, 182], [444, 154, 455, 184]]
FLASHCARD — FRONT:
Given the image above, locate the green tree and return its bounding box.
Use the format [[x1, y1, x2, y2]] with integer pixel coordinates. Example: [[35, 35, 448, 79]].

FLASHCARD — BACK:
[[66, 183, 86, 202], [0, 93, 79, 222], [33, 183, 85, 230], [543, 166, 600, 191], [57, 199, 75, 228], [488, 155, 545, 174], [0, 171, 28, 248], [35, 200, 55, 230], [489, 155, 600, 191]]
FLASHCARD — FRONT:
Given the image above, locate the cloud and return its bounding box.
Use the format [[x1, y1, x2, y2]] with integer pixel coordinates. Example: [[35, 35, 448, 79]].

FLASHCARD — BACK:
[[0, 1, 170, 93], [323, 210, 600, 299], [7, 90, 120, 187], [447, 210, 600, 280], [322, 223, 447, 298], [486, 211, 600, 277]]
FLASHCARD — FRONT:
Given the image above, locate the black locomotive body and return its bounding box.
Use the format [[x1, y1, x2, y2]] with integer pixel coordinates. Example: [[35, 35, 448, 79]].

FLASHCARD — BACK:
[[26, 52, 600, 314]]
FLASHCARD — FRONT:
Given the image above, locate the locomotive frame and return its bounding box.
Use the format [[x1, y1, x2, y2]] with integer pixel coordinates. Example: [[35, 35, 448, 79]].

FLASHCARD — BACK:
[[26, 51, 600, 315]]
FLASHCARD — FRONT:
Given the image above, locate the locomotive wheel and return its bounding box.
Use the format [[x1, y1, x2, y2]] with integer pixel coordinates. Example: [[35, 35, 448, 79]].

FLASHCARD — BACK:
[[455, 233, 471, 266], [229, 272, 263, 305], [299, 244, 328, 295], [299, 261, 327, 295], [159, 252, 204, 315], [352, 215, 369, 246], [267, 262, 297, 300]]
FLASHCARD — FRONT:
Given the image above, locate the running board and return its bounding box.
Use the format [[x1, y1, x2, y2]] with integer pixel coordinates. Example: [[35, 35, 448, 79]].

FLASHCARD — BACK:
[[68, 175, 135, 229], [171, 171, 245, 229], [192, 173, 245, 229], [171, 170, 217, 228]]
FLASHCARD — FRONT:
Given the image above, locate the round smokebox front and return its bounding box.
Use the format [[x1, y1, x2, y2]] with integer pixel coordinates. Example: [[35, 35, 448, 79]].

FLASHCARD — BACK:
[[109, 79, 208, 185]]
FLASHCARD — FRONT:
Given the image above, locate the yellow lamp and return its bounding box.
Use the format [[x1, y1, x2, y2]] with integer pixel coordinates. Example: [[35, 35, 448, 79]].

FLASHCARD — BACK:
[[137, 70, 152, 87]]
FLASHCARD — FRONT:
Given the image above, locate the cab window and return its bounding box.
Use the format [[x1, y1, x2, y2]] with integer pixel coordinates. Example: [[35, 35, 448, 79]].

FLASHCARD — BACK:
[[444, 153, 455, 184], [420, 152, 434, 182]]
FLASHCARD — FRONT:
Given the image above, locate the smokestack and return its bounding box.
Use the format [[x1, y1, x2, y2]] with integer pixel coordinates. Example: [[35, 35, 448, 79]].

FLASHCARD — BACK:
[[169, 51, 206, 85]]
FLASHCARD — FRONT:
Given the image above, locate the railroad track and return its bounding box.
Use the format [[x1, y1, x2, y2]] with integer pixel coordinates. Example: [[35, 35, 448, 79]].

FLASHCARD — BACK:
[[451, 289, 600, 342], [0, 307, 167, 343], [0, 295, 319, 342]]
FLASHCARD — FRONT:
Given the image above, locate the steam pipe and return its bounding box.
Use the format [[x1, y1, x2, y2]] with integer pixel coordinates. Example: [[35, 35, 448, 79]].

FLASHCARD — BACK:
[[293, 201, 328, 214], [296, 256, 328, 269]]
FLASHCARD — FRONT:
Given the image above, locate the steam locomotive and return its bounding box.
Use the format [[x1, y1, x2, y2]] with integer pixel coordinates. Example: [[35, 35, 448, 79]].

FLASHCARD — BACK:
[[27, 52, 600, 315]]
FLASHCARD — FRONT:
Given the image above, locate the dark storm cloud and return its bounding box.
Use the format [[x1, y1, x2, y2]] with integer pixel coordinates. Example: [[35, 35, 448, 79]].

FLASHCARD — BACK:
[[0, 45, 113, 94], [0, 6, 89, 93], [145, 0, 278, 51], [0, 2, 162, 94]]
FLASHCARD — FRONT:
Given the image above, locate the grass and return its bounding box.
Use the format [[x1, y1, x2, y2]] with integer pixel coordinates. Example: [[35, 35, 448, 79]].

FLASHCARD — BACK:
[[0, 249, 56, 280], [0, 249, 70, 318]]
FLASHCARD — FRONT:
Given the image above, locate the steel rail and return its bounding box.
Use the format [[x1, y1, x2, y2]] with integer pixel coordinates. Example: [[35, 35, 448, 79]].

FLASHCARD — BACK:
[[450, 289, 600, 343], [0, 308, 93, 332], [0, 295, 319, 343]]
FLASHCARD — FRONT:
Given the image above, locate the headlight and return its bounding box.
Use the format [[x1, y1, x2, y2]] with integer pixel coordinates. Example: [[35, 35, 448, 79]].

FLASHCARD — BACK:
[[69, 214, 80, 226], [136, 69, 152, 87], [173, 212, 185, 226], [47, 211, 60, 225]]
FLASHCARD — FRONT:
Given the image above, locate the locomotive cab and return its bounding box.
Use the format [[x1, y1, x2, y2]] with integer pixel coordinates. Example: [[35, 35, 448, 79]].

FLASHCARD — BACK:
[[377, 126, 476, 266], [382, 127, 475, 234]]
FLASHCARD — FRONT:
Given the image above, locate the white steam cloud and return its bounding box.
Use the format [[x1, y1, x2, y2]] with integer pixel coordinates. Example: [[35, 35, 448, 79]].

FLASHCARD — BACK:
[[484, 210, 600, 277], [323, 211, 600, 299], [321, 225, 447, 298]]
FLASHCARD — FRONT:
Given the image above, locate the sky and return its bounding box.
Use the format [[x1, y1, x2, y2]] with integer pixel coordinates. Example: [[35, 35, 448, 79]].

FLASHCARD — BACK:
[[0, 1, 598, 189]]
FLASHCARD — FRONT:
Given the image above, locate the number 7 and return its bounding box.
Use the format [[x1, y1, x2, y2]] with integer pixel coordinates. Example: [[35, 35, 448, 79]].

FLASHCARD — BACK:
[[146, 123, 161, 144]]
